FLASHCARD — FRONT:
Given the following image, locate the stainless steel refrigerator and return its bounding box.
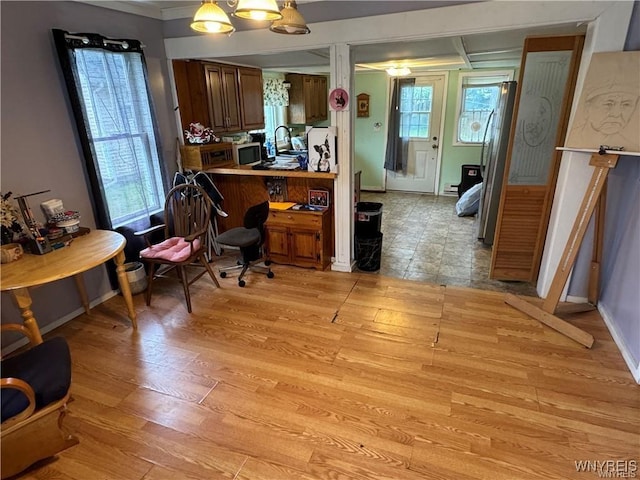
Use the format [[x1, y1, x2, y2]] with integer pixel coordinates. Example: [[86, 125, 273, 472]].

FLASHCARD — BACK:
[[476, 81, 517, 245]]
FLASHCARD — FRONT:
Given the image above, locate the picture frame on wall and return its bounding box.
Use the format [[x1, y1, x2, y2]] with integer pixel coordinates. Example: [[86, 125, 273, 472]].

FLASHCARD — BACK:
[[357, 93, 370, 118], [308, 189, 329, 208], [305, 126, 337, 173]]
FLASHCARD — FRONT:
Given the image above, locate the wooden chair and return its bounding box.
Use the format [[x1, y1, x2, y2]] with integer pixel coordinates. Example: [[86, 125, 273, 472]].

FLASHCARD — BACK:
[[137, 183, 221, 313], [1, 324, 78, 479]]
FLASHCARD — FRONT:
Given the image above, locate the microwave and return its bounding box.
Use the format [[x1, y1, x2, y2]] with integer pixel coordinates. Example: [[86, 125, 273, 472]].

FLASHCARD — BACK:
[[232, 142, 262, 166]]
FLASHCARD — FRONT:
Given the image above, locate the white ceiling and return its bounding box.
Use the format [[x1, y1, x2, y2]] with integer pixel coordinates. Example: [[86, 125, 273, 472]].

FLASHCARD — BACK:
[[84, 1, 587, 73]]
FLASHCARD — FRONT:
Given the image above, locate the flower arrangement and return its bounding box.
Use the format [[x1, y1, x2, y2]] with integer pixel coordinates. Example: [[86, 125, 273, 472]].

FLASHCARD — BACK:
[[184, 122, 218, 144], [1, 192, 25, 244]]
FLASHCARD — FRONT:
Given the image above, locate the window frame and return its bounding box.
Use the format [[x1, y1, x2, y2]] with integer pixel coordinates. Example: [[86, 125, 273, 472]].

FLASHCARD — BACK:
[[399, 81, 434, 140], [453, 70, 514, 146]]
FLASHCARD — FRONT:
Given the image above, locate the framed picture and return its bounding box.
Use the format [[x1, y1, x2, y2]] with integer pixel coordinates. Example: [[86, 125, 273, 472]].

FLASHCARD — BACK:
[[357, 93, 370, 118], [329, 88, 349, 111], [308, 189, 329, 208], [305, 126, 337, 173]]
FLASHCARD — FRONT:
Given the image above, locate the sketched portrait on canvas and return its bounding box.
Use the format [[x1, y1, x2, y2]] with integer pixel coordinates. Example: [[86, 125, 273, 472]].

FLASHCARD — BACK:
[[566, 51, 640, 152]]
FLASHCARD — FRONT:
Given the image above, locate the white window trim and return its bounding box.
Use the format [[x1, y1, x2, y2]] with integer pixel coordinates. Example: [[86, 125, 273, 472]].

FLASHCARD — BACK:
[[453, 69, 514, 146]]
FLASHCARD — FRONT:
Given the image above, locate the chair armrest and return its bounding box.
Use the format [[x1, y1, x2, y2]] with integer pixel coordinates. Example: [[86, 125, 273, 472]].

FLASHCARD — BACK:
[[134, 224, 165, 237], [1, 324, 39, 347], [184, 227, 207, 243], [1, 377, 36, 426], [135, 224, 166, 248]]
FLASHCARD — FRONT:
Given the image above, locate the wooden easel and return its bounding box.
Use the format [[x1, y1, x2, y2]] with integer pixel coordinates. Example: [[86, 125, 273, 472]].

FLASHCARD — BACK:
[[505, 148, 624, 348]]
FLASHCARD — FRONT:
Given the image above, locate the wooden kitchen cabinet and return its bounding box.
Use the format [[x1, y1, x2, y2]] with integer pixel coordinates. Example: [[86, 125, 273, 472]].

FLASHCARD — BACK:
[[286, 73, 328, 124], [237, 67, 265, 130], [205, 63, 241, 132], [265, 209, 331, 270], [173, 60, 264, 134]]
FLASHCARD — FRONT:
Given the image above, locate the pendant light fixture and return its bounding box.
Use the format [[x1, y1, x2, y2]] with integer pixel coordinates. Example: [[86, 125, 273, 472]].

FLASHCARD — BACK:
[[232, 0, 282, 21], [270, 1, 310, 35], [190, 1, 235, 34], [386, 67, 412, 77]]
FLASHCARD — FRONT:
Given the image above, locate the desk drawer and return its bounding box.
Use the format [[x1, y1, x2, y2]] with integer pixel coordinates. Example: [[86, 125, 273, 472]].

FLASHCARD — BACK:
[[267, 210, 323, 229]]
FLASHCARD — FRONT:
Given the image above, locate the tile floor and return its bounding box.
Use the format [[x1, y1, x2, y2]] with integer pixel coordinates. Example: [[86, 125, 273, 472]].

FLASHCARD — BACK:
[[358, 191, 538, 296]]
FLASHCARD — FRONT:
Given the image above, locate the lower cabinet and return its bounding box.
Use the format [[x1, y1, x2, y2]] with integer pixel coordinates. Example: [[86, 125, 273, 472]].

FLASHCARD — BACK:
[[265, 209, 331, 270]]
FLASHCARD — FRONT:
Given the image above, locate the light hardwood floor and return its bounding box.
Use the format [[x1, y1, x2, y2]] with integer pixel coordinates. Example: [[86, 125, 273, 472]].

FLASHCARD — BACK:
[[15, 265, 638, 479]]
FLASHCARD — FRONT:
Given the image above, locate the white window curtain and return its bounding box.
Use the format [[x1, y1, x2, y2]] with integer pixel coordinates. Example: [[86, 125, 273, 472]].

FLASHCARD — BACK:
[[263, 78, 289, 107]]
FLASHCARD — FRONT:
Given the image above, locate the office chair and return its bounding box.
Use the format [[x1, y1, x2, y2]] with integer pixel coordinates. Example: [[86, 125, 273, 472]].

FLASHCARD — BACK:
[[1, 324, 78, 479], [137, 183, 221, 313], [216, 200, 274, 287]]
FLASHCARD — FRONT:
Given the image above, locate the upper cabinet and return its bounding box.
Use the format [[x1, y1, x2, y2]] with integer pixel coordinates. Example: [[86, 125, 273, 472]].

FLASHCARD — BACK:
[[237, 67, 265, 131], [286, 73, 328, 124], [173, 60, 265, 134]]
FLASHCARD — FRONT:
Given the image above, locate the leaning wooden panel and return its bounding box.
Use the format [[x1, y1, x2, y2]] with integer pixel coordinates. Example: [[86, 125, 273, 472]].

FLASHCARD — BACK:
[[1, 393, 79, 479]]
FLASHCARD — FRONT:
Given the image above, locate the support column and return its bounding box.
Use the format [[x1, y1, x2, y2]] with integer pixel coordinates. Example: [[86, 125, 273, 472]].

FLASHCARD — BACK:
[[329, 43, 355, 272]]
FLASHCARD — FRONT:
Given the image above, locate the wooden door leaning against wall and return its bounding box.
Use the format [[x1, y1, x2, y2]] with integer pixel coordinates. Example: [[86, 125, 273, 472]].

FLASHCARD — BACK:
[[490, 34, 585, 282]]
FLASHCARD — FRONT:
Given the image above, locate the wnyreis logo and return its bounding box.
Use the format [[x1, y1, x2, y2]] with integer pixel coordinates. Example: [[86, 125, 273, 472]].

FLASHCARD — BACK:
[[575, 460, 637, 478]]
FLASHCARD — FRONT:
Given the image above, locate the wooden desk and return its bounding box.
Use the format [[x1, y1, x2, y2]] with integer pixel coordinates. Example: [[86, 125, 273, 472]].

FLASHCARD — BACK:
[[1, 230, 137, 340]]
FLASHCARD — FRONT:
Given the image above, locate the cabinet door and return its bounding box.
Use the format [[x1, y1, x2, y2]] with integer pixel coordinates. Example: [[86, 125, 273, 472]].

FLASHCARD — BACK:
[[303, 76, 314, 123], [238, 67, 265, 130], [317, 76, 328, 121], [290, 228, 321, 268], [173, 60, 209, 134], [265, 225, 290, 263], [221, 66, 241, 131], [204, 64, 228, 132]]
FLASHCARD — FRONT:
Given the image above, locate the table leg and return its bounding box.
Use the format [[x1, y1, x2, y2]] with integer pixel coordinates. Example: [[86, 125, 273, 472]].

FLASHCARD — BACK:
[[74, 273, 91, 315], [114, 250, 138, 330], [12, 288, 44, 345]]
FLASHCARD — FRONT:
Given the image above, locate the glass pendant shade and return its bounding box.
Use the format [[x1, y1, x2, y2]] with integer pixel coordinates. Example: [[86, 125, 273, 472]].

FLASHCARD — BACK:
[[191, 1, 235, 34], [233, 0, 282, 21], [270, 1, 310, 34], [386, 67, 411, 76]]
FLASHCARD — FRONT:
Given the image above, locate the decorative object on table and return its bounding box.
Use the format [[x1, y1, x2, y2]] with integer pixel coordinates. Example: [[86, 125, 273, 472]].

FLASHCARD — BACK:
[[184, 122, 217, 144], [329, 88, 349, 111], [357, 93, 370, 118], [306, 126, 338, 173], [296, 153, 308, 170], [1, 242, 24, 263], [50, 211, 81, 234], [1, 192, 25, 245], [266, 178, 288, 202], [308, 188, 329, 208]]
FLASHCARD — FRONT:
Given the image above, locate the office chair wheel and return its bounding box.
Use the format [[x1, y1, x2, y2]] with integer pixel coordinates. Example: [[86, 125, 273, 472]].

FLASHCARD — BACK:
[[220, 271, 227, 278], [265, 260, 272, 266], [238, 280, 246, 287], [267, 271, 274, 279]]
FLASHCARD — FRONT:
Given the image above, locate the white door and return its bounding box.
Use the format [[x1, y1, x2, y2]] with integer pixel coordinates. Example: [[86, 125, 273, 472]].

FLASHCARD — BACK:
[[386, 74, 445, 193]]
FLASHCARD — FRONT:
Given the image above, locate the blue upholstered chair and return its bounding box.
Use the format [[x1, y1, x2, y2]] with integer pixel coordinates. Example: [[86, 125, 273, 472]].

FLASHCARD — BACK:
[[1, 324, 78, 479]]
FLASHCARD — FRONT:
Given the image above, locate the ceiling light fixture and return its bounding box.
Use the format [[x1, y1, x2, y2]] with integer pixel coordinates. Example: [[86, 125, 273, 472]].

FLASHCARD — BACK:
[[270, 1, 310, 35], [190, 1, 235, 34], [232, 0, 282, 21], [386, 66, 412, 77], [191, 0, 310, 35]]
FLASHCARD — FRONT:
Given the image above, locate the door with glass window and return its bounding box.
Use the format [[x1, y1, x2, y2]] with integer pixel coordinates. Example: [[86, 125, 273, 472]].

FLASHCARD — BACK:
[[386, 75, 445, 193]]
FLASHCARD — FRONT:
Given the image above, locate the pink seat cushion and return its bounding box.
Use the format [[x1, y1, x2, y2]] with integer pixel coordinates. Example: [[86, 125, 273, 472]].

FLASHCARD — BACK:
[[140, 237, 201, 263]]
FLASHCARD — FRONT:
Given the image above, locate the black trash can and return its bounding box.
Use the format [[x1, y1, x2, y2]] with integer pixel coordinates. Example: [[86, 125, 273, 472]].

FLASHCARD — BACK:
[[355, 232, 383, 271], [457, 164, 483, 198], [355, 202, 383, 237]]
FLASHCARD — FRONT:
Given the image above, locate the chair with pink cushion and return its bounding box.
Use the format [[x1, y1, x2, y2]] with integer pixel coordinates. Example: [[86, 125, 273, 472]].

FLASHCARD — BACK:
[[136, 183, 221, 313]]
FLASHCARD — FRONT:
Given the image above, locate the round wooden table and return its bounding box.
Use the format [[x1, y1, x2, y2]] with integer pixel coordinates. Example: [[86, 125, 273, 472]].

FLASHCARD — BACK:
[[1, 230, 137, 341]]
